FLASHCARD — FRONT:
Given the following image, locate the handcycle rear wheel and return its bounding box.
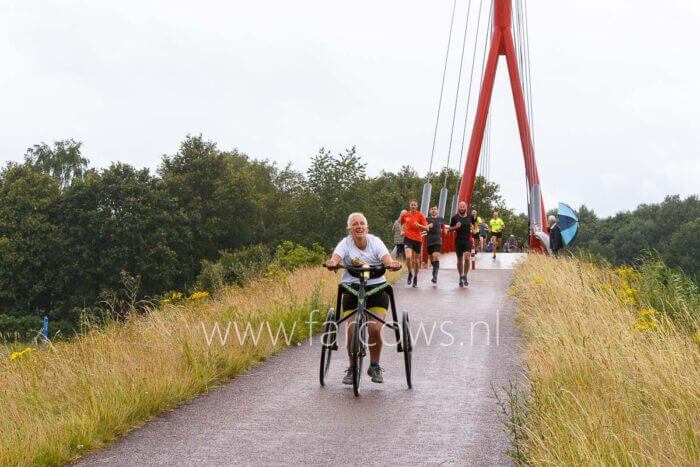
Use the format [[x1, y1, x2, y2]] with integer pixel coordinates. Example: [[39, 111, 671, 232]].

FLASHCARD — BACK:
[[402, 312, 413, 389], [351, 312, 367, 397], [319, 308, 336, 386]]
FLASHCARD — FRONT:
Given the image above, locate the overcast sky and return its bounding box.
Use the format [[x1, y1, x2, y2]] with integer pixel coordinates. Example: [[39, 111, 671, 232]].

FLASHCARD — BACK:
[[1, 0, 698, 216]]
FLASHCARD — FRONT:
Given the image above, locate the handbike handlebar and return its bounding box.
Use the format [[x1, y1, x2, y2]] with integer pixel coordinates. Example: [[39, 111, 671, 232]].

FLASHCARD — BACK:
[[323, 262, 401, 277]]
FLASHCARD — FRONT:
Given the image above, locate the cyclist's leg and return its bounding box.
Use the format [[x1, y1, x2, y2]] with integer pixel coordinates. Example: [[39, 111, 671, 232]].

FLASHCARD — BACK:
[[366, 290, 390, 364], [367, 309, 384, 364], [342, 291, 358, 364]]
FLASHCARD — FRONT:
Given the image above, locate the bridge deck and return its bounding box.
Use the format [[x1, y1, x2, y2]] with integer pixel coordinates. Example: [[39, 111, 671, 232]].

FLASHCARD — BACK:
[[78, 254, 524, 466]]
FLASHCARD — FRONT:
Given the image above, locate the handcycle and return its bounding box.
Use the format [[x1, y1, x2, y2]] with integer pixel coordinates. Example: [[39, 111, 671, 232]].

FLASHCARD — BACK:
[[319, 263, 413, 396]]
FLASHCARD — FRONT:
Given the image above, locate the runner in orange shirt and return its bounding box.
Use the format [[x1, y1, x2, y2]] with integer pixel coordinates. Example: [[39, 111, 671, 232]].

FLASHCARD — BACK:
[[400, 199, 429, 288]]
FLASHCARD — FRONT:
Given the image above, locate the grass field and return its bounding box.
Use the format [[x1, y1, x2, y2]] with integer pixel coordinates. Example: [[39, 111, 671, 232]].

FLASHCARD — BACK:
[[0, 266, 342, 465], [510, 254, 699, 465]]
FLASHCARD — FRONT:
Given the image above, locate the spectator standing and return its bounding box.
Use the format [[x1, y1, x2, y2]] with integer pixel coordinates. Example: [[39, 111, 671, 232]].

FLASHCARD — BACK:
[[548, 215, 563, 256]]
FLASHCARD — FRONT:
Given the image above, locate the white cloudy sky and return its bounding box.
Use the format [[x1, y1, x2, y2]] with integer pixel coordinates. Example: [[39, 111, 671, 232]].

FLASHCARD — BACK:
[[1, 0, 698, 216]]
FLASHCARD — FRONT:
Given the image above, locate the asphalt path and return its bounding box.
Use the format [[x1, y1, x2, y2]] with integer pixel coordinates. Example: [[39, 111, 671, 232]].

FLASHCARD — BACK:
[[78, 253, 525, 466]]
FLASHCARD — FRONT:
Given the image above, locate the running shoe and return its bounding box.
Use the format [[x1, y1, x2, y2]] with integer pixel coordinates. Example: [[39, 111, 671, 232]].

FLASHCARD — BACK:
[[342, 366, 353, 385], [367, 365, 384, 383]]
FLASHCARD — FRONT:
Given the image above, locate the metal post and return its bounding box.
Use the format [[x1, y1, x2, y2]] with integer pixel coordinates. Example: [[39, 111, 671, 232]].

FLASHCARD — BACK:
[[420, 182, 432, 216], [41, 316, 48, 348], [437, 187, 449, 218]]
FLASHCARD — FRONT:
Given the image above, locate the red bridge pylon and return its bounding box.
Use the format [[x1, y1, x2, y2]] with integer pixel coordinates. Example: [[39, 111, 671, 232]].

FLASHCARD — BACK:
[[457, 0, 548, 252]]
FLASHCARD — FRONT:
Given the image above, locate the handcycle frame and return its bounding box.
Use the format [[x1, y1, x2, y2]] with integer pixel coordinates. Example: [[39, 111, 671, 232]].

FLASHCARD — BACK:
[[320, 264, 412, 396]]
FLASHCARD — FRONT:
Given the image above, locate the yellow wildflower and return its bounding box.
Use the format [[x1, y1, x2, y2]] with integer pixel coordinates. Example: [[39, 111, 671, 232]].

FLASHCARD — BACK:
[[188, 291, 210, 301], [10, 347, 34, 361], [533, 276, 542, 286], [635, 309, 659, 332]]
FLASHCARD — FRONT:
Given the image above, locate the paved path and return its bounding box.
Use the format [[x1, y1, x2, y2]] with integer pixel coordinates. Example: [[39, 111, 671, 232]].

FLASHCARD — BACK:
[[79, 254, 525, 466]]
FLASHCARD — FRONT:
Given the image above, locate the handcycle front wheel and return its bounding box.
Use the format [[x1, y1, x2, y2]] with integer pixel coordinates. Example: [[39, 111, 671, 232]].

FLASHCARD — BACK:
[[351, 312, 367, 397], [319, 308, 336, 386], [401, 312, 413, 389]]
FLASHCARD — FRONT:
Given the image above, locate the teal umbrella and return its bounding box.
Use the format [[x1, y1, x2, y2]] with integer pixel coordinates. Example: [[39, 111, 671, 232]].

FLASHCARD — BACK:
[[557, 203, 579, 246]]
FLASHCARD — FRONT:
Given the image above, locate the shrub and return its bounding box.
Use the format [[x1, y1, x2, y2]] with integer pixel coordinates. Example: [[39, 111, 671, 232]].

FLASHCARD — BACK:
[[196, 260, 225, 293], [0, 314, 42, 340], [196, 244, 272, 292], [219, 244, 272, 285], [634, 251, 699, 332], [271, 241, 325, 271]]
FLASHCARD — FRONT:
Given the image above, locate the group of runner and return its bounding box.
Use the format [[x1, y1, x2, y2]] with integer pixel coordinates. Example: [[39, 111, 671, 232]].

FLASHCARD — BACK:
[[394, 199, 506, 288]]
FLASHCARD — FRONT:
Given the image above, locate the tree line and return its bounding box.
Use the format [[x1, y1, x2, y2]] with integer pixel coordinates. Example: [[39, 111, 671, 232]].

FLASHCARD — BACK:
[[0, 135, 523, 337], [573, 195, 699, 282], [4, 134, 691, 337]]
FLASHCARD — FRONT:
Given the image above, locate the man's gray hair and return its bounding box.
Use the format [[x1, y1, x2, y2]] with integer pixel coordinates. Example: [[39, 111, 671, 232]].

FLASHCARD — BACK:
[[548, 215, 557, 224], [347, 212, 368, 229]]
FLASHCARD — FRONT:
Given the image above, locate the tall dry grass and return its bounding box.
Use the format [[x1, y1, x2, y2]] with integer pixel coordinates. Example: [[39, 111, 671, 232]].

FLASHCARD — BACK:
[[0, 267, 339, 466], [511, 254, 700, 465]]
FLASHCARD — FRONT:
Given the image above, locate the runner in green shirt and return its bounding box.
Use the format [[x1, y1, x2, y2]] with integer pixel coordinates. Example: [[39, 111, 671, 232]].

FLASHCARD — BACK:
[[489, 211, 505, 259]]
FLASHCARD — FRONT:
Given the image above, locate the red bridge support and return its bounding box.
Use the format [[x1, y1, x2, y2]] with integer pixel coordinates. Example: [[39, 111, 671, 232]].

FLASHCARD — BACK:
[[457, 0, 548, 251]]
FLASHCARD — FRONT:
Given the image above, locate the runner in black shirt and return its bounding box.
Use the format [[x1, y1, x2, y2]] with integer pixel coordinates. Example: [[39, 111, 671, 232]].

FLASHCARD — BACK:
[[447, 201, 476, 287], [424, 206, 445, 284]]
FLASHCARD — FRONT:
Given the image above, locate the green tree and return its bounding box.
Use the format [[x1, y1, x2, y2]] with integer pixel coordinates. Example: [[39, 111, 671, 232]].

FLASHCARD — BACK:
[[366, 165, 424, 244], [159, 135, 260, 281], [298, 147, 369, 249], [665, 219, 700, 282], [56, 163, 184, 310], [24, 139, 88, 189], [0, 164, 61, 333]]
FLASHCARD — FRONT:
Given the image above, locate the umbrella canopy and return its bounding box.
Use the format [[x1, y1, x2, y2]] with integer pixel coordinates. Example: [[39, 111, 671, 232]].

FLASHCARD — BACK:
[[557, 203, 579, 246]]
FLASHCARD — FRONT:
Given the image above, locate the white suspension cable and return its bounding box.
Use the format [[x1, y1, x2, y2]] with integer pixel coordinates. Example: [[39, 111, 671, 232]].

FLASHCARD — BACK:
[[442, 0, 474, 188], [427, 0, 459, 183], [455, 0, 492, 193]]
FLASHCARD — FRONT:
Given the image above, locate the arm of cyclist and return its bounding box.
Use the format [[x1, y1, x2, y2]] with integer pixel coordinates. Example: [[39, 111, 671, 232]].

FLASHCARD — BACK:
[[381, 254, 402, 271], [324, 254, 343, 270]]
